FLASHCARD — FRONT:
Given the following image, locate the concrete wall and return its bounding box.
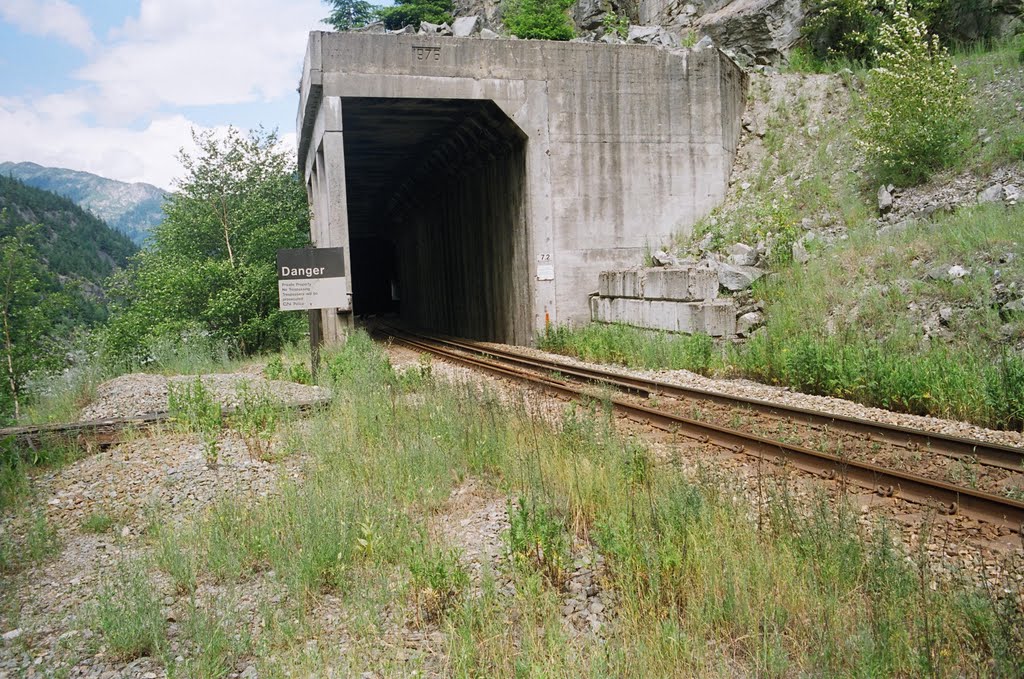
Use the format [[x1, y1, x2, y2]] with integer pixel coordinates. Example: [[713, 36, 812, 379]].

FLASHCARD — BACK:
[[298, 31, 746, 344]]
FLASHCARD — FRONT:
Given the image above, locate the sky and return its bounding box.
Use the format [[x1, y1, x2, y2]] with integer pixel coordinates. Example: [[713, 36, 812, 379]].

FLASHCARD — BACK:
[[0, 0, 334, 190]]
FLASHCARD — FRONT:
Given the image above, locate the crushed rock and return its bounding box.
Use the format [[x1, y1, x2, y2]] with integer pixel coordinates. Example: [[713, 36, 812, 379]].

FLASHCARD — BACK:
[[79, 373, 330, 421]]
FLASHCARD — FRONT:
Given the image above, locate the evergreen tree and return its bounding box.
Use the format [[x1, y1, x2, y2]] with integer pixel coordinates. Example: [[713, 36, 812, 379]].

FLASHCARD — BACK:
[[324, 0, 380, 30], [377, 0, 453, 30]]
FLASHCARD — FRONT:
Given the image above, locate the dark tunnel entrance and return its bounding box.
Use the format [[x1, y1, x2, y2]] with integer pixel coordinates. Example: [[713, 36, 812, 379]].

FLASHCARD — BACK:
[[341, 98, 531, 344]]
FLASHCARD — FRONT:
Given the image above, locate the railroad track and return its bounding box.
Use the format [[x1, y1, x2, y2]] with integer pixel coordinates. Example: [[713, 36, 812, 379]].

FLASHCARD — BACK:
[[379, 326, 1024, 533], [0, 397, 330, 454]]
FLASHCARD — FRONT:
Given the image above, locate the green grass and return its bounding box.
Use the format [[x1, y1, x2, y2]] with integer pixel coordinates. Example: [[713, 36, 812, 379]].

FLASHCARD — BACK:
[[92, 560, 166, 660], [0, 435, 84, 512], [610, 39, 1024, 431], [540, 323, 716, 375], [141, 331, 1023, 675], [952, 35, 1024, 174], [80, 511, 115, 534], [168, 598, 251, 679]]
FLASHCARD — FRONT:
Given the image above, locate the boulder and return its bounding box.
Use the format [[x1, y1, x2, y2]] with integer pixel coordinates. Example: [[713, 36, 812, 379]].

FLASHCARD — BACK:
[[479, 27, 500, 39], [573, 0, 609, 31], [736, 311, 764, 335], [393, 24, 417, 34], [354, 21, 387, 33], [696, 232, 715, 252], [877, 220, 912, 238], [627, 25, 661, 43], [1004, 184, 1021, 204], [726, 242, 757, 266], [452, 15, 481, 37], [977, 184, 1004, 203], [927, 264, 970, 281], [419, 21, 453, 35], [627, 25, 681, 47], [694, 34, 714, 49], [696, 0, 804, 64], [877, 184, 893, 214], [717, 263, 764, 291], [1003, 299, 1024, 313], [651, 249, 678, 266], [948, 264, 970, 279], [792, 239, 810, 264]]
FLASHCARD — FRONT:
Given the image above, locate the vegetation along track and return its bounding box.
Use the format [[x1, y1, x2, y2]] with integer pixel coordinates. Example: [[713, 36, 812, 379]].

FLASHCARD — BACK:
[[378, 326, 1024, 534]]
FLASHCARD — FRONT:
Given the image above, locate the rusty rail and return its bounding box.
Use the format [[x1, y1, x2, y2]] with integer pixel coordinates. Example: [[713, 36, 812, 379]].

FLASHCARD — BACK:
[[382, 327, 1024, 532], [0, 397, 331, 454], [393, 328, 1024, 472]]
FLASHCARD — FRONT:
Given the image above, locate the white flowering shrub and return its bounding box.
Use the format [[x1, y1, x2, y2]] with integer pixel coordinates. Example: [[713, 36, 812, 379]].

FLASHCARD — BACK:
[[857, 2, 969, 184]]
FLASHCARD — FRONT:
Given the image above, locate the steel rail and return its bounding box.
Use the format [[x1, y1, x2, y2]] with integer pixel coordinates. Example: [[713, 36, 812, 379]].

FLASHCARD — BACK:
[[383, 329, 1024, 532], [388, 327, 1024, 472], [0, 397, 330, 453]]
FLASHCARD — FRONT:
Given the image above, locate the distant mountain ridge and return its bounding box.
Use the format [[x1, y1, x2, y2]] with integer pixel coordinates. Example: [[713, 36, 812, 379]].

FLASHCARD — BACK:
[[0, 161, 167, 244]]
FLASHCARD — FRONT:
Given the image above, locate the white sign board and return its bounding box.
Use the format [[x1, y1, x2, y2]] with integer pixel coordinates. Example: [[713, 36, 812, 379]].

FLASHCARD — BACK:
[[276, 247, 350, 311]]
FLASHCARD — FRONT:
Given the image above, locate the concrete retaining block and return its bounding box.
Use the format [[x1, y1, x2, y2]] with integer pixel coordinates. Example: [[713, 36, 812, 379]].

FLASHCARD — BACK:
[[644, 269, 667, 299], [647, 300, 676, 332], [703, 300, 738, 336], [663, 268, 718, 301], [599, 267, 719, 302], [591, 296, 738, 337]]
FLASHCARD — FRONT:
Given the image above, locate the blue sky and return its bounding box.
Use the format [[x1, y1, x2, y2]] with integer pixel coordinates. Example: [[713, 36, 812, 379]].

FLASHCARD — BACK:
[[0, 1, 333, 189]]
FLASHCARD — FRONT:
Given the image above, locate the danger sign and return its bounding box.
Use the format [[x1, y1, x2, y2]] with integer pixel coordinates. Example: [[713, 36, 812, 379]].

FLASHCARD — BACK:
[[276, 247, 350, 311]]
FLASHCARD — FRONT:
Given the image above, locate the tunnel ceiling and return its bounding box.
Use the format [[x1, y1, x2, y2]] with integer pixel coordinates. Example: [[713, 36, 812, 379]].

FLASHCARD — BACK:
[[341, 97, 526, 236]]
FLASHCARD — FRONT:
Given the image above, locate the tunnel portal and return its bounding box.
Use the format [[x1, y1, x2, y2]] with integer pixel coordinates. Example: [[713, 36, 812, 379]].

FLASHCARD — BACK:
[[297, 31, 746, 346], [342, 98, 530, 342]]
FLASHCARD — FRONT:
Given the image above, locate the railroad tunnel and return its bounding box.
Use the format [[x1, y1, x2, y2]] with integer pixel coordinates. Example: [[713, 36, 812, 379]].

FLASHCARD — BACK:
[[299, 32, 747, 347], [342, 97, 531, 344]]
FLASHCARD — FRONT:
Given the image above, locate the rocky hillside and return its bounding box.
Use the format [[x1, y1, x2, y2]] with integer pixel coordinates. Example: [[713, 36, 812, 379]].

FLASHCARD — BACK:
[[449, 0, 1022, 65], [0, 162, 167, 245], [0, 176, 138, 321]]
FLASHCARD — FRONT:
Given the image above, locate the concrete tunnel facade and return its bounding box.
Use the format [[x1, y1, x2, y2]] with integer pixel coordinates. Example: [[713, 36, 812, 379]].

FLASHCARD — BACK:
[[297, 31, 746, 345]]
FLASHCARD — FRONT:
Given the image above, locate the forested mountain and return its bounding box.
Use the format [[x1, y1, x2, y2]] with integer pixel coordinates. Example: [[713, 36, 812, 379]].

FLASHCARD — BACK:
[[0, 162, 167, 244], [0, 176, 138, 323], [0, 176, 137, 284]]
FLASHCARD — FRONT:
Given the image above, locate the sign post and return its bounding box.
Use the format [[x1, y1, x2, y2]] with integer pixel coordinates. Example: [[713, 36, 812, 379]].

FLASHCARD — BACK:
[[276, 247, 348, 379]]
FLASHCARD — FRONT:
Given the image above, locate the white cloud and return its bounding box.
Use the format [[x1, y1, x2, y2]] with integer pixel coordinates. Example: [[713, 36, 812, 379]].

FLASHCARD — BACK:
[[0, 0, 323, 187], [78, 0, 327, 119], [0, 95, 222, 189], [0, 0, 96, 51]]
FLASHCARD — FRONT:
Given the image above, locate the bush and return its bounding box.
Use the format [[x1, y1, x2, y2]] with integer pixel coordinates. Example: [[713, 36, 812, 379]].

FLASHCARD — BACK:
[[857, 2, 969, 184], [802, 0, 884, 65], [803, 0, 998, 65], [502, 0, 575, 41], [378, 0, 452, 29]]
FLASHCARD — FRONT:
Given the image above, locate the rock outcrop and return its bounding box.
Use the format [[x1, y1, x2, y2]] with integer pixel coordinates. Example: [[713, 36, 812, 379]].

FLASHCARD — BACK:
[[694, 0, 803, 64]]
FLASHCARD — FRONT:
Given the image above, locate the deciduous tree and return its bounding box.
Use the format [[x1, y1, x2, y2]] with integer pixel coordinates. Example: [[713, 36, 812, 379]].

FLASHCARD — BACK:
[[105, 128, 310, 364], [0, 222, 67, 421]]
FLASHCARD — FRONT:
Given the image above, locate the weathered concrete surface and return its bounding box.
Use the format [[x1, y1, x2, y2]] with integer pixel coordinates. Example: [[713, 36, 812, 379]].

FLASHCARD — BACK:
[[592, 265, 735, 336], [298, 31, 745, 344], [591, 296, 737, 336]]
